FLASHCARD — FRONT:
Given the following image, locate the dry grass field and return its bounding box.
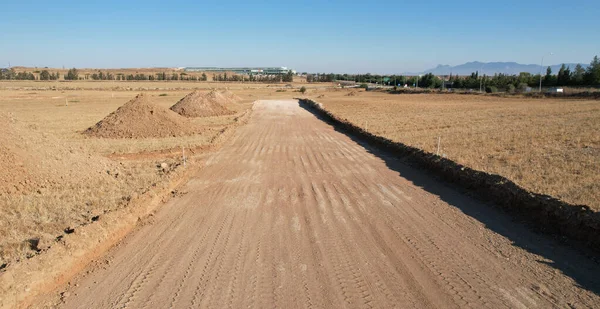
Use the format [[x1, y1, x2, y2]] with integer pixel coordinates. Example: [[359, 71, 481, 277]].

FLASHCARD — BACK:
[[309, 89, 600, 210], [0, 81, 303, 266], [3, 79, 597, 268]]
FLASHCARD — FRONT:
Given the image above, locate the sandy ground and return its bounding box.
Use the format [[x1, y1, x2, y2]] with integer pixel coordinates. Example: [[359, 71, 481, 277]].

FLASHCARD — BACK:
[[36, 100, 599, 308]]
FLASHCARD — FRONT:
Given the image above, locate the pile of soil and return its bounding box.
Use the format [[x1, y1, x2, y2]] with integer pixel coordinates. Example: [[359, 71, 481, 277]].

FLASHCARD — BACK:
[[170, 90, 235, 118], [221, 89, 242, 102], [84, 93, 197, 138]]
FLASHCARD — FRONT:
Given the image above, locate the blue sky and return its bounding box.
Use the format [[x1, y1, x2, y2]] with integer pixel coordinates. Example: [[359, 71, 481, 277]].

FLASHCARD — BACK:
[[1, 0, 598, 73]]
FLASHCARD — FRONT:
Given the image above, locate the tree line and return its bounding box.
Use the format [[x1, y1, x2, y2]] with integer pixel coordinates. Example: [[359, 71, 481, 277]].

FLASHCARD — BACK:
[[0, 67, 295, 83], [306, 55, 600, 91], [212, 71, 294, 83], [0, 68, 61, 80], [449, 57, 599, 91]]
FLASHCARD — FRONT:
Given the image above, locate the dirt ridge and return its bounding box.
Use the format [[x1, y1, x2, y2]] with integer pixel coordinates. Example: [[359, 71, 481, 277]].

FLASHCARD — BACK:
[[84, 93, 198, 138], [170, 90, 235, 118], [299, 98, 600, 252]]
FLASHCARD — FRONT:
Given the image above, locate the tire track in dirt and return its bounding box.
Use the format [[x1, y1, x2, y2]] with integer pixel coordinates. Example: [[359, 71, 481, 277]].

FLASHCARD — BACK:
[[50, 100, 600, 309]]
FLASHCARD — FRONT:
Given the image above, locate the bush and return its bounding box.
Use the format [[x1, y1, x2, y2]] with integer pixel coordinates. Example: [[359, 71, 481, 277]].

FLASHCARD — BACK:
[[159, 93, 168, 96], [40, 70, 50, 81], [300, 86, 307, 94], [359, 83, 368, 89], [485, 86, 498, 93], [65, 68, 79, 80], [517, 83, 529, 93], [507, 84, 516, 94]]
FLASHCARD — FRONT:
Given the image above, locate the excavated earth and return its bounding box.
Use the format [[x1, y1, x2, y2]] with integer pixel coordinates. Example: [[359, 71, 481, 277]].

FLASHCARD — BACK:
[[84, 93, 199, 138], [44, 100, 599, 308], [221, 89, 243, 102], [170, 90, 235, 118]]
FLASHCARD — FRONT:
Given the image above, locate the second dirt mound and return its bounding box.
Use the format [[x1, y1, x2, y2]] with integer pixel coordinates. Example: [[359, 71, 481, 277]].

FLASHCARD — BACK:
[[221, 89, 242, 103], [84, 93, 197, 138], [170, 90, 235, 118]]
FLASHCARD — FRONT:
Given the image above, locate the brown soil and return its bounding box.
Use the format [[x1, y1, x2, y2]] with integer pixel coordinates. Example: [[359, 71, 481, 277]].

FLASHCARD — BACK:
[[346, 91, 358, 96], [41, 100, 599, 309], [0, 114, 33, 195], [0, 113, 117, 197], [84, 93, 198, 138], [170, 90, 235, 118]]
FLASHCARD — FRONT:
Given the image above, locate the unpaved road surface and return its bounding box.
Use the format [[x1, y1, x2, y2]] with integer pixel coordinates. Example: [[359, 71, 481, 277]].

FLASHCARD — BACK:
[[52, 100, 599, 308]]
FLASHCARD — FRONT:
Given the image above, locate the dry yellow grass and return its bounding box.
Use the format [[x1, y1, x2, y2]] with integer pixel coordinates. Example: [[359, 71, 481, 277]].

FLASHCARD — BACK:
[[312, 89, 600, 210], [0, 82, 303, 265]]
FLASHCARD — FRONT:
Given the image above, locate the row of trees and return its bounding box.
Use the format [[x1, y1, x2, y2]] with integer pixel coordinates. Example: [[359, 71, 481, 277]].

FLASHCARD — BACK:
[[0, 67, 294, 83], [306, 55, 600, 91], [0, 68, 45, 80], [212, 71, 294, 83], [449, 57, 599, 91]]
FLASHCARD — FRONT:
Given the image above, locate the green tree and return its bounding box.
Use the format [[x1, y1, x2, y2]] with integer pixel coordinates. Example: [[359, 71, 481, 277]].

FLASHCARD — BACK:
[[65, 68, 79, 80], [543, 67, 556, 87], [584, 55, 600, 86], [282, 71, 294, 83], [556, 64, 571, 86], [40, 70, 51, 80], [571, 64, 585, 85]]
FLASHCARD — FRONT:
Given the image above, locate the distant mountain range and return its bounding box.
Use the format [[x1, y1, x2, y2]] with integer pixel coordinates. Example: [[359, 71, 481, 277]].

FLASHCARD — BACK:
[[408, 61, 588, 76]]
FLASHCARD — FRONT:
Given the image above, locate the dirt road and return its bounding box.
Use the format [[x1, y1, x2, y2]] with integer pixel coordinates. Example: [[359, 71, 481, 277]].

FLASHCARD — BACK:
[[53, 100, 599, 308]]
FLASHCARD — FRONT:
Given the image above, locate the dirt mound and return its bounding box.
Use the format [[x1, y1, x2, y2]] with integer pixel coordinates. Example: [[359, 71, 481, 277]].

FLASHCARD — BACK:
[[346, 91, 358, 96], [170, 90, 235, 118], [221, 89, 242, 102], [84, 93, 197, 138]]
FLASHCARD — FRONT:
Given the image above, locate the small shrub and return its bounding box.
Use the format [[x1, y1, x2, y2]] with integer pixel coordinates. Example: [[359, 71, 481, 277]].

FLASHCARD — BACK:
[[485, 86, 498, 93], [159, 93, 168, 96], [300, 86, 307, 94], [507, 84, 516, 94], [276, 89, 286, 92], [517, 83, 529, 93], [359, 83, 368, 89]]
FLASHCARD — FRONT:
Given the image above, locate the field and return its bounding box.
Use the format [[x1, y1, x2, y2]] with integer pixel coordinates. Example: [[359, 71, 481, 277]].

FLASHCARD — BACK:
[[2, 81, 600, 309], [308, 89, 600, 210], [0, 80, 304, 266]]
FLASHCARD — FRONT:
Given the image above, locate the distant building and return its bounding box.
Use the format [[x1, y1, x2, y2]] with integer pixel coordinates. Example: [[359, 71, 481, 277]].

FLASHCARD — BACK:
[[184, 67, 296, 75]]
